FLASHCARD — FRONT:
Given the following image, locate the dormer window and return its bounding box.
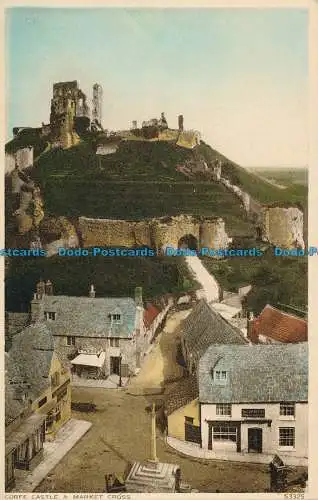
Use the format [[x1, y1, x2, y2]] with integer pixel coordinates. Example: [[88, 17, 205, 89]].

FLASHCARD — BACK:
[[213, 370, 228, 383], [108, 313, 122, 324], [45, 311, 56, 321]]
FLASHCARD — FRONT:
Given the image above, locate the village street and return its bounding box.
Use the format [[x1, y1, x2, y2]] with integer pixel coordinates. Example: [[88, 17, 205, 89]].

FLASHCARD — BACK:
[[185, 255, 220, 302], [34, 310, 305, 493]]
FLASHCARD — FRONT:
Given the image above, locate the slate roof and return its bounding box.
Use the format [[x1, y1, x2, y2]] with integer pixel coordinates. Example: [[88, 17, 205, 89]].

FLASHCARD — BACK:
[[181, 299, 247, 360], [40, 295, 137, 338], [199, 343, 308, 404], [252, 304, 307, 343], [6, 323, 54, 402], [165, 376, 198, 416]]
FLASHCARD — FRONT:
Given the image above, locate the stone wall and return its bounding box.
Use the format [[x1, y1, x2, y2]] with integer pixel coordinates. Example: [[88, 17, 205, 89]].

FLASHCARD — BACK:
[[261, 206, 305, 249], [78, 214, 230, 254]]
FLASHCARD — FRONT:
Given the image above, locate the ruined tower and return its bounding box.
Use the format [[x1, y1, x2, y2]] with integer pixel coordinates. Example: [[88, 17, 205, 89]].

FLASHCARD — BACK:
[[178, 114, 184, 132], [92, 83, 103, 128], [49, 81, 87, 148]]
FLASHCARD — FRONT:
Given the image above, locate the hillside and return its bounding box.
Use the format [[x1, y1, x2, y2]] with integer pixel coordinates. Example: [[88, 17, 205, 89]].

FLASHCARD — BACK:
[[5, 255, 198, 312], [11, 138, 253, 236], [5, 135, 308, 314], [11, 135, 307, 239]]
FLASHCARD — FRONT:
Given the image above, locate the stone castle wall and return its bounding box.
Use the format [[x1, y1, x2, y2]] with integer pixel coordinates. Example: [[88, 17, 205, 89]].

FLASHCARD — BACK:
[[261, 206, 305, 249], [78, 215, 230, 253]]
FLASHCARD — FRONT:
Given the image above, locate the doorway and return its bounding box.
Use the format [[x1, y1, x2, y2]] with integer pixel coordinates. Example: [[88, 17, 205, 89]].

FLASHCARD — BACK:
[[110, 356, 120, 375], [248, 428, 263, 453]]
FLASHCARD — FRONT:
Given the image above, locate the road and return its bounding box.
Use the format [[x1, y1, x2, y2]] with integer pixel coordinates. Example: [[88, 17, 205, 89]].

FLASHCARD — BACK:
[[185, 255, 220, 302]]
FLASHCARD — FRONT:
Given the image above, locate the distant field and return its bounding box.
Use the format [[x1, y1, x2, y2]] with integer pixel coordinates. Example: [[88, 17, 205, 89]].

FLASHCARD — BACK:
[[248, 167, 308, 188], [222, 164, 307, 208]]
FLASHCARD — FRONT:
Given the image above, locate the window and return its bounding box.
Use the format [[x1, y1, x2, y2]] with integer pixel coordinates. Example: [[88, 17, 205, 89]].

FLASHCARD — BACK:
[[216, 404, 232, 416], [38, 396, 47, 408], [108, 313, 122, 323], [279, 427, 295, 447], [213, 370, 227, 382], [280, 403, 295, 417], [185, 416, 194, 424], [213, 424, 237, 442], [242, 408, 265, 418], [110, 338, 120, 347], [45, 311, 56, 321], [67, 336, 76, 346], [51, 371, 60, 388]]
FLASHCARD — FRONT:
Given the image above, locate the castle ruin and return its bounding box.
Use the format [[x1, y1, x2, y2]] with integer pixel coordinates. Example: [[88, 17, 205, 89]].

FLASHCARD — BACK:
[[50, 81, 90, 148], [78, 215, 231, 255]]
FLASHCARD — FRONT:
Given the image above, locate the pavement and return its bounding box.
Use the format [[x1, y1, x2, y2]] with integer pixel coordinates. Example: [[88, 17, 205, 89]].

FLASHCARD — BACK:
[[185, 255, 220, 302], [12, 418, 92, 492], [71, 373, 129, 388], [166, 436, 308, 467]]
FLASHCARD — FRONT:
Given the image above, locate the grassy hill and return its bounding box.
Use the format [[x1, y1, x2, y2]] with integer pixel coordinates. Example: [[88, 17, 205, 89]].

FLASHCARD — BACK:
[[5, 135, 308, 313], [24, 139, 253, 235]]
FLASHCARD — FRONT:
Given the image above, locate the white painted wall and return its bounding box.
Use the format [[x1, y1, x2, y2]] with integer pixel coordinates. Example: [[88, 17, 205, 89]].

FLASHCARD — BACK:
[[201, 402, 308, 461]]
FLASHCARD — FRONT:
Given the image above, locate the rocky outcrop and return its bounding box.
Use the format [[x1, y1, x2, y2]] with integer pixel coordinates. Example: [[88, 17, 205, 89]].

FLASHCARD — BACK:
[[261, 206, 305, 249]]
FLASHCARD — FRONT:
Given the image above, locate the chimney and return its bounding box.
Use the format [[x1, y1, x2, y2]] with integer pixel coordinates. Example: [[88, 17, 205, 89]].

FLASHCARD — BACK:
[[134, 287, 143, 308], [247, 316, 260, 343], [89, 284, 96, 298], [45, 280, 53, 296], [36, 279, 45, 299], [31, 283, 45, 323], [178, 114, 184, 132]]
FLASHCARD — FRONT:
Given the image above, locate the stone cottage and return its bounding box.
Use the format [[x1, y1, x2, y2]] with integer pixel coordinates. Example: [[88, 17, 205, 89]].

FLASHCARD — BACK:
[[5, 356, 45, 490], [5, 323, 72, 489], [166, 343, 308, 466], [30, 281, 163, 379], [6, 323, 72, 442], [198, 343, 308, 465]]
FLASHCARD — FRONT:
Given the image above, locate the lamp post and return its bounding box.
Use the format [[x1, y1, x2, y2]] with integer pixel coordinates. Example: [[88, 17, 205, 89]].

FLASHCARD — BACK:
[[119, 354, 122, 387]]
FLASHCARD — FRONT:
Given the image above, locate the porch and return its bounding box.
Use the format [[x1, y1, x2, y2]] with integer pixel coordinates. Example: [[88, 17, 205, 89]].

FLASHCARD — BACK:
[[71, 351, 106, 379]]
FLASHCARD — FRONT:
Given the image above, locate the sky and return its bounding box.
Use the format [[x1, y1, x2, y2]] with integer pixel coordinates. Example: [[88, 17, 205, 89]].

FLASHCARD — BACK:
[[6, 7, 308, 167]]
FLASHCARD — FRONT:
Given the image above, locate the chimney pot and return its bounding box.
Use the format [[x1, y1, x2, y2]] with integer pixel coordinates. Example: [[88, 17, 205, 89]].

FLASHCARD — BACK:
[[45, 280, 53, 296]]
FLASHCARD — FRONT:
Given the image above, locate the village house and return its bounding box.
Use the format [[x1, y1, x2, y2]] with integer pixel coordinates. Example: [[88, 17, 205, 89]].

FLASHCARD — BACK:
[[164, 375, 199, 444], [6, 322, 72, 442], [180, 298, 248, 374], [247, 304, 307, 344], [142, 295, 173, 351], [5, 323, 71, 489], [166, 343, 308, 466], [199, 343, 308, 465], [30, 280, 171, 380], [5, 356, 46, 490]]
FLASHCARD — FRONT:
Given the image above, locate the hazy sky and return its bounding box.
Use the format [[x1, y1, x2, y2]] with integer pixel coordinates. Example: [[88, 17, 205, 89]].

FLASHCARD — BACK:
[[6, 7, 308, 167]]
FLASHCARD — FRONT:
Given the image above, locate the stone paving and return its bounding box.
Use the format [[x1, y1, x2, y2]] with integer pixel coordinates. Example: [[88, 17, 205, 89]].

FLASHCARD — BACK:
[[12, 418, 92, 492], [71, 373, 129, 389]]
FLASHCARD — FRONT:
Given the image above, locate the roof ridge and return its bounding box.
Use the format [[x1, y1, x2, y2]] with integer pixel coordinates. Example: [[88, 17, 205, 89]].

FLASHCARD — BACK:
[[263, 304, 307, 323]]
